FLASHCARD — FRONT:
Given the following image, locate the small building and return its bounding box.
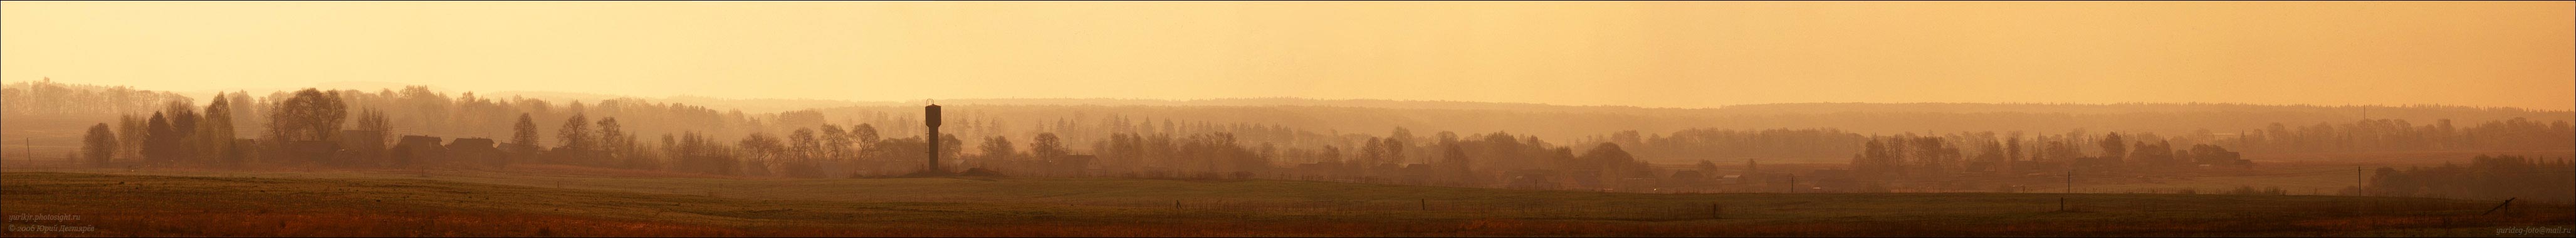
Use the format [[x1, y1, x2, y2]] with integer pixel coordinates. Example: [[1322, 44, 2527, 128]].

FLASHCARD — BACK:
[[1504, 169, 1560, 190], [286, 141, 342, 165], [1400, 163, 1433, 185], [1058, 155, 1097, 177], [1567, 169, 1604, 189], [389, 135, 446, 168], [338, 130, 386, 167], [1807, 169, 1860, 192], [1670, 170, 1710, 192], [1672, 170, 1707, 182], [446, 138, 503, 168]]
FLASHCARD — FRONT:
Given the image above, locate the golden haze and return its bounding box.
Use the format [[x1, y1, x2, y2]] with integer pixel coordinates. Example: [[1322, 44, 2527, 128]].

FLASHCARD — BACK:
[[2, 1, 2568, 109]]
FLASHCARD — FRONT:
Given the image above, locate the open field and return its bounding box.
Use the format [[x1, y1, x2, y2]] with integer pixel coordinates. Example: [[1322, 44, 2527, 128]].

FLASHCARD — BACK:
[[0, 115, 124, 162], [4, 168, 2568, 237], [2061, 166, 2362, 195], [2250, 150, 2576, 166]]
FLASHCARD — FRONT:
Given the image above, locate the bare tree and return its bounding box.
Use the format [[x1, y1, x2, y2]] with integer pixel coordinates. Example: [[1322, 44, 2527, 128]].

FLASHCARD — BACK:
[[820, 124, 851, 161], [979, 135, 1016, 165], [788, 128, 820, 162], [266, 88, 346, 143], [600, 117, 641, 168], [117, 114, 144, 160], [851, 123, 880, 148], [736, 133, 784, 177], [1030, 133, 1066, 162], [507, 113, 539, 167], [558, 113, 594, 165]]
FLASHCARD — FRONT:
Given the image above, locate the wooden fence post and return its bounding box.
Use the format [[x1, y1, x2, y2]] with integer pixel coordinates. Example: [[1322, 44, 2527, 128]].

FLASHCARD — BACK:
[[1711, 203, 1723, 219]]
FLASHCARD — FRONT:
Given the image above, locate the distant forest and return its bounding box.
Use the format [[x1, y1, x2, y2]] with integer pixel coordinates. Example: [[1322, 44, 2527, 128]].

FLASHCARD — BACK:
[[8, 80, 2572, 197], [9, 80, 2566, 162]]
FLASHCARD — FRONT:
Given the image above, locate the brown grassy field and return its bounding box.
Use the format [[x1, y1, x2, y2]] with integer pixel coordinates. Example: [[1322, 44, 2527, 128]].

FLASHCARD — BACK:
[[4, 168, 2569, 237], [2249, 150, 2576, 166]]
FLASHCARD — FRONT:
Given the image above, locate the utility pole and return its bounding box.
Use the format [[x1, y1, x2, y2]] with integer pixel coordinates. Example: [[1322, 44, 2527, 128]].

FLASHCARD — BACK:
[[2357, 166, 2366, 196], [2066, 169, 2074, 194], [1786, 174, 1796, 193]]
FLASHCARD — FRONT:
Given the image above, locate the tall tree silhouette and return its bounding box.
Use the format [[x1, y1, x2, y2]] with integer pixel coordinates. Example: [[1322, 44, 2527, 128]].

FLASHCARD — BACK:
[[357, 108, 391, 135], [1440, 143, 1472, 185], [142, 112, 177, 165], [736, 133, 784, 177], [1389, 127, 1415, 162], [2099, 132, 2127, 165], [265, 88, 347, 165], [117, 114, 144, 160], [266, 88, 346, 143], [557, 113, 595, 165], [508, 113, 540, 167], [1361, 137, 1386, 165], [788, 128, 820, 162], [599, 117, 639, 168], [355, 108, 392, 166], [160, 100, 199, 164], [81, 123, 117, 167], [820, 124, 851, 161], [164, 100, 198, 141], [199, 93, 238, 167], [1030, 133, 1066, 162], [2003, 137, 2023, 173], [978, 135, 1016, 165], [1579, 143, 1643, 182], [851, 123, 881, 146], [225, 90, 253, 135], [1381, 137, 1406, 165]]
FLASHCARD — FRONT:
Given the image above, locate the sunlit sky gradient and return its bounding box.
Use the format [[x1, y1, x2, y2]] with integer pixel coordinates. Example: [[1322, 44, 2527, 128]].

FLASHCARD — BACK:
[[4, 1, 2570, 110]]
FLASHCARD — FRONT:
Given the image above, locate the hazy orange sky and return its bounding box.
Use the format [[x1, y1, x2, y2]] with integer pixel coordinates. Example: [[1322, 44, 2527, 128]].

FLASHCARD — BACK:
[[4, 1, 2570, 110]]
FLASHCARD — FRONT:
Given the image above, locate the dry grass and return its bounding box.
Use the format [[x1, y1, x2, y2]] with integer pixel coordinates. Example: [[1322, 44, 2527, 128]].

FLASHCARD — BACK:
[[498, 164, 743, 179], [4, 170, 2569, 237], [2249, 150, 2576, 166]]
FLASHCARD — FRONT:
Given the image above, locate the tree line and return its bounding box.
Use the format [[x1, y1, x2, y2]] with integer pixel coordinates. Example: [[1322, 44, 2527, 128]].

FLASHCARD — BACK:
[[2227, 118, 2574, 153], [2366, 155, 2575, 202], [41, 85, 2575, 194], [19, 81, 2571, 162], [3, 78, 189, 117]]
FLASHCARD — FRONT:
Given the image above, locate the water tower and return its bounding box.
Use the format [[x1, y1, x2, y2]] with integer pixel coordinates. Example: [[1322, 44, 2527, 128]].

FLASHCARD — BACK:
[[924, 103, 942, 173]]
